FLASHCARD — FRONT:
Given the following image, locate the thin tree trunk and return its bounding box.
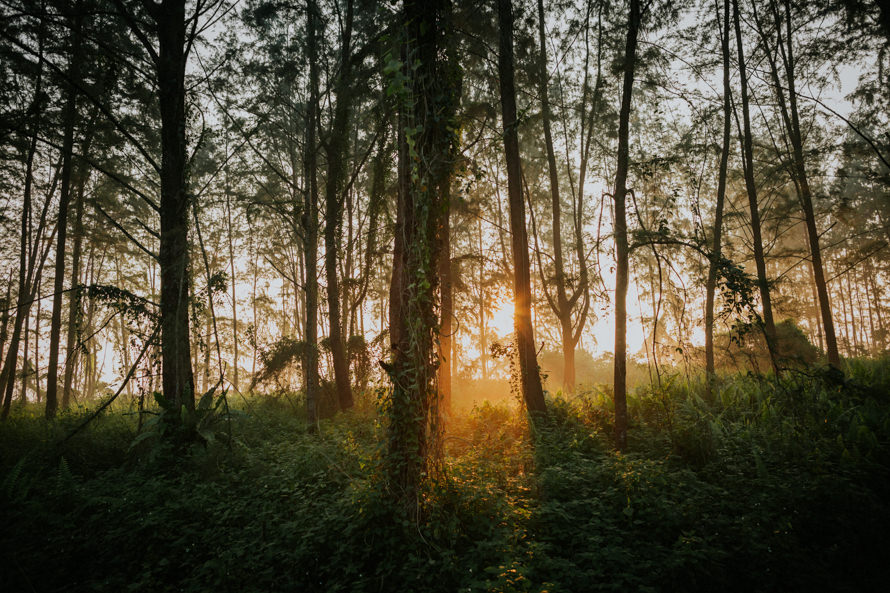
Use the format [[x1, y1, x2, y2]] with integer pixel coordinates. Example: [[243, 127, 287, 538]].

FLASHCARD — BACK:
[[705, 0, 732, 381], [46, 7, 83, 418], [438, 180, 453, 414], [497, 0, 546, 416], [303, 0, 321, 424], [755, 0, 840, 367], [732, 0, 779, 374], [323, 0, 355, 411], [1, 28, 45, 418], [535, 0, 575, 393], [62, 135, 92, 409], [612, 0, 641, 452]]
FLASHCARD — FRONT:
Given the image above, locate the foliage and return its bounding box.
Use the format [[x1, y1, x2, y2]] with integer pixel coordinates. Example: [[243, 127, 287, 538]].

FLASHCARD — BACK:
[[2, 360, 890, 591]]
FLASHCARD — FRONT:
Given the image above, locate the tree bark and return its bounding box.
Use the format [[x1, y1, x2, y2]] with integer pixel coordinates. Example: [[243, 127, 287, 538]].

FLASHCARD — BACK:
[[496, 0, 546, 416], [303, 0, 321, 425], [386, 0, 460, 519], [705, 0, 733, 381], [760, 0, 840, 367], [732, 0, 779, 374], [155, 0, 196, 412], [46, 7, 83, 419], [322, 0, 355, 411], [535, 0, 576, 393], [612, 0, 641, 453], [1, 27, 45, 419]]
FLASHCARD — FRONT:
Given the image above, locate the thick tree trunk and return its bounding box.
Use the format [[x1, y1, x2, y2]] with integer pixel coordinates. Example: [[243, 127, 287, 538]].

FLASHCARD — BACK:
[[732, 0, 779, 374], [155, 0, 195, 412], [612, 0, 641, 453], [386, 0, 459, 519], [705, 0, 732, 380], [324, 0, 355, 411], [497, 0, 546, 416]]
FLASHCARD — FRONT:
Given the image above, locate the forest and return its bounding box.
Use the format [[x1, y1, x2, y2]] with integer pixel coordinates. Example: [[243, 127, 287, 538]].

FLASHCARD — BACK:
[[1, 0, 890, 590]]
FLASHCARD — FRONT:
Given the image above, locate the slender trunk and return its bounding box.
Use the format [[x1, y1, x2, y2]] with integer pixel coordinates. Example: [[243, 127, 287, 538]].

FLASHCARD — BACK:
[[34, 276, 43, 402], [810, 263, 824, 349], [497, 0, 546, 416], [62, 140, 91, 409], [46, 8, 83, 418], [323, 0, 355, 411], [303, 0, 321, 424], [536, 0, 573, 392], [155, 0, 195, 412], [732, 0, 779, 373], [21, 312, 31, 404], [1, 30, 45, 418], [771, 0, 839, 366], [612, 0, 641, 452], [224, 152, 238, 391], [0, 281, 10, 374], [705, 0, 732, 380]]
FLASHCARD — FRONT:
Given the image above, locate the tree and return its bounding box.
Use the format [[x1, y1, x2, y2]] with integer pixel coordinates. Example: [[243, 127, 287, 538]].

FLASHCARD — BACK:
[[732, 0, 780, 373], [533, 0, 591, 394], [705, 0, 733, 380], [496, 0, 546, 416], [752, 0, 840, 367], [45, 1, 84, 418], [386, 0, 460, 518], [612, 0, 642, 452]]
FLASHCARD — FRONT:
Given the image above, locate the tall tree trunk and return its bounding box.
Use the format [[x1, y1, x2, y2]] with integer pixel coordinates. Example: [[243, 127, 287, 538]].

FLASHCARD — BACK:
[[303, 0, 321, 425], [732, 0, 779, 374], [535, 0, 575, 393], [1, 28, 45, 419], [155, 0, 195, 412], [764, 0, 840, 367], [497, 0, 546, 416], [224, 153, 238, 392], [46, 7, 83, 418], [323, 0, 355, 411], [386, 0, 460, 519], [612, 0, 641, 452], [62, 137, 92, 409], [705, 0, 733, 381]]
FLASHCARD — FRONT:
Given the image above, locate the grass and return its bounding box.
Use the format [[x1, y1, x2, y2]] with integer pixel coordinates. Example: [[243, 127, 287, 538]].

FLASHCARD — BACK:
[[2, 359, 890, 592]]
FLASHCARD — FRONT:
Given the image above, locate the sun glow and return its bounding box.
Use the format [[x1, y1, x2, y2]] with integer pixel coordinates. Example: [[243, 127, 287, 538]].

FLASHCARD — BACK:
[[490, 300, 515, 338]]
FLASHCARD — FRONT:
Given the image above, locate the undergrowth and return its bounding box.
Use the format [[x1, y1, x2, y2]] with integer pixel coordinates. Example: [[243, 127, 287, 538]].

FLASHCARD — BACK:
[[1, 358, 889, 592]]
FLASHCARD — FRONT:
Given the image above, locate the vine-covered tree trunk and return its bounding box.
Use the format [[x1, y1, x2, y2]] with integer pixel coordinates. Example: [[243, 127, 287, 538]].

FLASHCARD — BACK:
[[386, 0, 460, 519]]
